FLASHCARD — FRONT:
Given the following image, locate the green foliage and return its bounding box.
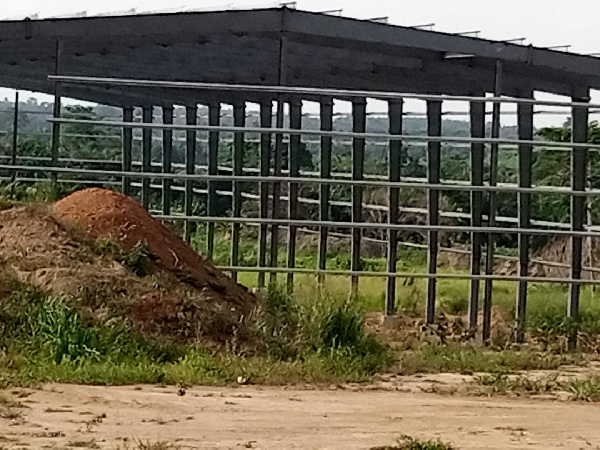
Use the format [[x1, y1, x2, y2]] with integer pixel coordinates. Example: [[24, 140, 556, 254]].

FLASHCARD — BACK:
[[0, 283, 390, 387], [0, 286, 182, 368], [95, 238, 152, 277], [261, 286, 390, 374], [474, 372, 600, 401], [394, 344, 580, 376]]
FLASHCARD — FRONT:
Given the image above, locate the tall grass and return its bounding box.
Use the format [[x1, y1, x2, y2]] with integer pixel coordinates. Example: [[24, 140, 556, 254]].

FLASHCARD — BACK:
[[0, 282, 390, 387]]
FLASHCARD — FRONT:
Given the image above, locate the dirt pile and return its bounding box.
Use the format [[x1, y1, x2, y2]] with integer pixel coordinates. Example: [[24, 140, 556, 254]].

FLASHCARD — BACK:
[[0, 191, 259, 351], [53, 188, 255, 307]]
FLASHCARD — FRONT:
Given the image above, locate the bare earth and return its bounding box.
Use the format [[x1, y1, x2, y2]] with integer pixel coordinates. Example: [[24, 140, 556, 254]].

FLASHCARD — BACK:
[[2, 383, 600, 449]]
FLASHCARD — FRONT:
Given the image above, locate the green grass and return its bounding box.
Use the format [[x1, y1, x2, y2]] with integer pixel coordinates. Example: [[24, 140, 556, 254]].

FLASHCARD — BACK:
[[393, 344, 582, 376], [0, 283, 390, 388], [473, 372, 600, 401]]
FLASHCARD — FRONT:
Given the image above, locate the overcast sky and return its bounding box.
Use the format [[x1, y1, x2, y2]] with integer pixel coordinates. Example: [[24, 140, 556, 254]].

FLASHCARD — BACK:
[[2, 0, 596, 125]]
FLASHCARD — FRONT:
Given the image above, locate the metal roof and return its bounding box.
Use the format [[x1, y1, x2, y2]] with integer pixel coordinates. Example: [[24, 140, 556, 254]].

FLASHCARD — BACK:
[[0, 7, 596, 106]]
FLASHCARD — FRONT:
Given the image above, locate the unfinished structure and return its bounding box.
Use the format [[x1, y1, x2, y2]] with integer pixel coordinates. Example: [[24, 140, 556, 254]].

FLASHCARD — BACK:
[[1, 7, 599, 345]]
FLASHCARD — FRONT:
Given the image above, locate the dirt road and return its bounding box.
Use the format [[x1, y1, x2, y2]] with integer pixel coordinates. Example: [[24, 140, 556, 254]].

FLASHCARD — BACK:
[[1, 383, 599, 449]]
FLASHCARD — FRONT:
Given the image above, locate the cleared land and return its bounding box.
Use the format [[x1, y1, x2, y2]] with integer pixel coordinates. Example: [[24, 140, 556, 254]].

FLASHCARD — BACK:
[[1, 383, 600, 449]]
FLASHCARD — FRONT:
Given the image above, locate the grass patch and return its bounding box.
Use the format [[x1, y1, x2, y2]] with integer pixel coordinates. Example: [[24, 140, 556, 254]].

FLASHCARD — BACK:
[[95, 238, 152, 277], [394, 344, 582, 376], [372, 435, 457, 450], [473, 372, 600, 401], [0, 282, 390, 387], [117, 441, 180, 450]]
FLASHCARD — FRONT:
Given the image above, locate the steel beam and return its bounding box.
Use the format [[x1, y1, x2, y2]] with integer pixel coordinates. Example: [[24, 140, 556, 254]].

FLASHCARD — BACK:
[[269, 100, 285, 287], [50, 39, 63, 197], [10, 91, 19, 184], [468, 94, 485, 333], [183, 104, 197, 242], [206, 103, 221, 259], [141, 105, 153, 209], [483, 60, 503, 342], [121, 106, 133, 195], [386, 100, 403, 315], [426, 99, 442, 324], [257, 101, 273, 290], [318, 98, 334, 285], [230, 101, 246, 283], [568, 89, 590, 350], [351, 98, 367, 298], [162, 105, 174, 216], [516, 90, 534, 343], [286, 99, 302, 293]]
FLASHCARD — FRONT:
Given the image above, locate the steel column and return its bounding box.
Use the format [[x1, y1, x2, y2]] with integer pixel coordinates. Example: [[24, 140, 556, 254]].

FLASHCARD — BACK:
[[318, 99, 334, 286], [141, 106, 152, 209], [386, 100, 403, 315], [162, 105, 174, 216], [183, 104, 197, 242], [516, 90, 534, 343], [121, 107, 134, 196], [351, 99, 367, 298], [10, 91, 19, 184], [206, 103, 221, 259], [426, 100, 442, 324], [568, 90, 590, 350], [468, 96, 485, 332], [50, 39, 63, 197], [483, 60, 504, 342], [269, 100, 285, 288], [257, 101, 273, 290], [286, 100, 303, 293], [230, 101, 246, 282]]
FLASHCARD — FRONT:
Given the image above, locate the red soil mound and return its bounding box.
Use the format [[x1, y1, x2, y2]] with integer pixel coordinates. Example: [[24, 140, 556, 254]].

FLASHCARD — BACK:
[[52, 188, 255, 311]]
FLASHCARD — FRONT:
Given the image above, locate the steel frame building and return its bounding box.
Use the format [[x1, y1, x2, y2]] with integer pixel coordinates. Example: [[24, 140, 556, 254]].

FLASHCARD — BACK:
[[1, 7, 599, 345]]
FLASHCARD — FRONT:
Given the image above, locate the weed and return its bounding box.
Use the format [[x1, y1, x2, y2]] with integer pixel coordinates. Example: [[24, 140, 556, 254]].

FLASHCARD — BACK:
[[394, 344, 580, 376], [473, 373, 600, 401], [127, 440, 180, 450], [372, 435, 457, 450], [67, 439, 100, 449], [568, 377, 600, 401], [95, 238, 152, 277]]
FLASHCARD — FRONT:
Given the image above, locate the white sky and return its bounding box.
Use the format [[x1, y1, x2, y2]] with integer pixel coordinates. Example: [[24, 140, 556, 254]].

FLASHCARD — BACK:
[[1, 0, 597, 126]]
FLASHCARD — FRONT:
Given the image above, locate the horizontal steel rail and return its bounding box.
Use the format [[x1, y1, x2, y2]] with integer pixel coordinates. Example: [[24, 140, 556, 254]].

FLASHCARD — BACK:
[[48, 75, 600, 109], [153, 215, 600, 239], [47, 117, 600, 151], [210, 266, 600, 285], [2, 163, 598, 198]]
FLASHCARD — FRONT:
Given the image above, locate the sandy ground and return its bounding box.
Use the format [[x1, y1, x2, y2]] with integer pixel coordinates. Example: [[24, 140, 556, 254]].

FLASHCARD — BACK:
[[1, 383, 600, 449]]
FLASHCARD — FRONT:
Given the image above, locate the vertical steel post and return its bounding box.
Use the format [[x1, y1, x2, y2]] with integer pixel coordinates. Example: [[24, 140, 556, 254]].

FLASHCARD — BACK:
[[183, 104, 197, 242], [568, 89, 590, 350], [286, 99, 302, 293], [351, 99, 367, 298], [483, 60, 504, 342], [257, 101, 273, 290], [162, 105, 174, 216], [516, 90, 534, 343], [141, 106, 152, 209], [269, 100, 285, 288], [468, 95, 485, 332], [426, 100, 442, 324], [318, 98, 334, 285], [206, 103, 221, 259], [50, 39, 63, 197], [231, 101, 246, 282], [386, 100, 403, 315], [10, 91, 19, 184], [122, 106, 133, 196]]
